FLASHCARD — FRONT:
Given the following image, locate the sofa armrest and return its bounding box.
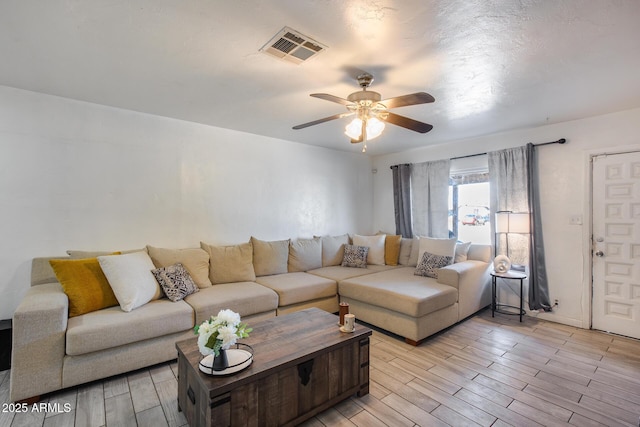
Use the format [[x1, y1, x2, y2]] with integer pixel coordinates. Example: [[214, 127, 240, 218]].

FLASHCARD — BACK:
[[437, 260, 491, 321], [10, 283, 68, 402], [437, 260, 487, 289]]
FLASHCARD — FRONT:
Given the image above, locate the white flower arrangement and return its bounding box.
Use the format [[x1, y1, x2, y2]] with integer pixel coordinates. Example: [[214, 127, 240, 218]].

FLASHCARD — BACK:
[[194, 309, 252, 356]]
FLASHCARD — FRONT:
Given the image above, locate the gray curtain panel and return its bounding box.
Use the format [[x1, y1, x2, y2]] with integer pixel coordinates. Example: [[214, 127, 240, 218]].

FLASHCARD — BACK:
[[410, 159, 451, 238], [391, 164, 413, 238], [488, 146, 530, 264], [489, 145, 551, 311], [526, 143, 552, 311]]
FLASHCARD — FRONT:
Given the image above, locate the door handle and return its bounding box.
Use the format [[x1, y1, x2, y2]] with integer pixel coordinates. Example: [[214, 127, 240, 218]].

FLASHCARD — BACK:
[[595, 250, 604, 257]]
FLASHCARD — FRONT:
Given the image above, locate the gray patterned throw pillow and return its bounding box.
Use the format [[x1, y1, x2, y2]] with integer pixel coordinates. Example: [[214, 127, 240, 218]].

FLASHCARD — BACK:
[[414, 252, 453, 278], [152, 263, 199, 302], [341, 245, 369, 268]]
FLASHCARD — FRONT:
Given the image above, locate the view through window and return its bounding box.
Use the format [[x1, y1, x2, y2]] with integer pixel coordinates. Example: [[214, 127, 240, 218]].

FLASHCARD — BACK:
[[448, 174, 490, 244]]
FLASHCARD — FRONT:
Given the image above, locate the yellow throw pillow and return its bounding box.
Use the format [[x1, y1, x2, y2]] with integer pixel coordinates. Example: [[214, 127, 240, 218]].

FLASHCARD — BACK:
[[50, 258, 119, 317], [385, 235, 403, 266]]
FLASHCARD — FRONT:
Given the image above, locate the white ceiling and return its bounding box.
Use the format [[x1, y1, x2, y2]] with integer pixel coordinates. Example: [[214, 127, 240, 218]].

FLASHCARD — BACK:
[[1, 0, 639, 155]]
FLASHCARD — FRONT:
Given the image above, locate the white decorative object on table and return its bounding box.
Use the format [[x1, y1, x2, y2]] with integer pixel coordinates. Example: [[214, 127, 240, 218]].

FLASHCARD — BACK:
[[341, 313, 356, 333], [493, 255, 511, 274]]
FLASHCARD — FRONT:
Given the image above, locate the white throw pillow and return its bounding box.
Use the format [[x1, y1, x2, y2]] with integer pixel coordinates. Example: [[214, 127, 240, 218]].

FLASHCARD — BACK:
[[98, 251, 162, 312], [352, 234, 386, 265], [417, 237, 457, 267], [454, 241, 472, 263]]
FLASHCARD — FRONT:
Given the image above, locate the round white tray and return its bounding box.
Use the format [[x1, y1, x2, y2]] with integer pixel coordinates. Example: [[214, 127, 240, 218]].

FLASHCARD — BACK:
[[199, 345, 253, 376]]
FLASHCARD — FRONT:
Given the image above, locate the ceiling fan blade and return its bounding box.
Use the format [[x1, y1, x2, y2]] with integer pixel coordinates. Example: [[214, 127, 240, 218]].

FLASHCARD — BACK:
[[310, 93, 354, 106], [379, 92, 435, 109], [292, 112, 354, 130], [382, 112, 433, 133]]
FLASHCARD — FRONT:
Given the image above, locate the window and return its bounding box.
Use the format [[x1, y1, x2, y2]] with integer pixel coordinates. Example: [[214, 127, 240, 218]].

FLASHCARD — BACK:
[[448, 169, 490, 244]]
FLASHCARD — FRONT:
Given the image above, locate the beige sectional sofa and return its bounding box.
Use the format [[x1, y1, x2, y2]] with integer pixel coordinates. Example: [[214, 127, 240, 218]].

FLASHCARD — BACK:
[[10, 234, 491, 402]]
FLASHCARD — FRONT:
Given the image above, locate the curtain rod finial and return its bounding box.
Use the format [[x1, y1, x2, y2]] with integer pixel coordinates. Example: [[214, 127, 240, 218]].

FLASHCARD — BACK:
[[558, 138, 567, 144]]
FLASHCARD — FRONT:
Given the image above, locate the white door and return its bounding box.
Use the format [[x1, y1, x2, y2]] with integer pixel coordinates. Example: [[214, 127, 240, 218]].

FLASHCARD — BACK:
[[592, 151, 640, 339]]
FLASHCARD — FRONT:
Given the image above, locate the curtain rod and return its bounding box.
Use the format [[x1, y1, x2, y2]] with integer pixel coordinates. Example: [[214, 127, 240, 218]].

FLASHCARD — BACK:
[[390, 138, 567, 168], [449, 138, 567, 161]]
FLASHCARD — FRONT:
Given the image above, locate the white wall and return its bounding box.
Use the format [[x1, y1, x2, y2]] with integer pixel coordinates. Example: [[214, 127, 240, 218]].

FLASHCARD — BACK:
[[0, 86, 373, 320], [372, 107, 640, 328]]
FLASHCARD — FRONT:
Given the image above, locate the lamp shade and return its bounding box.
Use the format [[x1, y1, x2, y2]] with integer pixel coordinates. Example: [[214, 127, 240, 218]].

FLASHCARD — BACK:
[[495, 212, 530, 234], [508, 213, 530, 233], [495, 212, 510, 233]]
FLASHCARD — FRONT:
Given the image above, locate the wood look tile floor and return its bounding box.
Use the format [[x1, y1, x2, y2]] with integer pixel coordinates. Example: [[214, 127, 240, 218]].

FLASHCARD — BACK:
[[1, 309, 640, 426]]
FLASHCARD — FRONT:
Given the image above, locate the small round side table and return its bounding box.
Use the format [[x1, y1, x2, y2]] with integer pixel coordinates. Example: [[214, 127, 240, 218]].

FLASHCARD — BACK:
[[491, 270, 527, 322]]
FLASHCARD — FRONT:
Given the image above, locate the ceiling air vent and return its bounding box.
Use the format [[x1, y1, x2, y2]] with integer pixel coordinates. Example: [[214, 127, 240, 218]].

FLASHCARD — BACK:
[[260, 27, 327, 65]]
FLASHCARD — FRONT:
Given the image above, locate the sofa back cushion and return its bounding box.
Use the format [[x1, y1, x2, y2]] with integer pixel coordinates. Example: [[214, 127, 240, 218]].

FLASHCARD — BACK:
[[454, 242, 472, 263], [352, 234, 386, 265], [201, 241, 256, 284], [288, 237, 322, 272], [66, 248, 144, 258], [147, 245, 212, 288], [397, 238, 414, 266], [32, 257, 66, 286], [320, 234, 350, 266], [251, 237, 290, 276]]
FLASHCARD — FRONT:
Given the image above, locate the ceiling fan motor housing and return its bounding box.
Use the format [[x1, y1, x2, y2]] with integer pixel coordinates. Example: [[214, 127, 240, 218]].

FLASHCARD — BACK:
[[347, 90, 382, 105]]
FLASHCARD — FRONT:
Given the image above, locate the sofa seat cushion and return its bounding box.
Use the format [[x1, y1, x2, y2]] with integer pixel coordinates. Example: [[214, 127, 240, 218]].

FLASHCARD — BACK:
[[66, 299, 194, 356], [338, 267, 458, 318], [255, 272, 336, 306], [184, 282, 278, 325], [307, 265, 397, 282]]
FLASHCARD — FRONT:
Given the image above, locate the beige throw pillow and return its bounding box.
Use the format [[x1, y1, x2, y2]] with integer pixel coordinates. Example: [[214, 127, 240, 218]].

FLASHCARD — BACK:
[[146, 246, 212, 288], [320, 234, 350, 267], [97, 251, 163, 312], [408, 237, 421, 266], [398, 237, 414, 266], [288, 237, 322, 272], [353, 234, 386, 265], [251, 237, 290, 276], [201, 241, 256, 284]]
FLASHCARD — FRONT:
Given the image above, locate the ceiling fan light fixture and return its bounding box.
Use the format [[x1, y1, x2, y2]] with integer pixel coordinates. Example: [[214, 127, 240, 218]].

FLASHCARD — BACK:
[[345, 118, 363, 139], [366, 117, 385, 139], [293, 72, 434, 150], [344, 117, 385, 141]]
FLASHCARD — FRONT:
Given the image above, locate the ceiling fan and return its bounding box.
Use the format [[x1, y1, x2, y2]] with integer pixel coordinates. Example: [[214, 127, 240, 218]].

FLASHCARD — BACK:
[[293, 72, 434, 152]]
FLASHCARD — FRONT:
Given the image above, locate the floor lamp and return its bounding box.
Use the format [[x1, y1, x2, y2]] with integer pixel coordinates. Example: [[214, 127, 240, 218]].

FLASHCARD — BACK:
[[495, 211, 530, 271]]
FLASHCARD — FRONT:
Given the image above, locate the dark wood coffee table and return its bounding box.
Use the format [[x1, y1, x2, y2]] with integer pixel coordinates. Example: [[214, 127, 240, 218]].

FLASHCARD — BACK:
[[176, 307, 372, 426]]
